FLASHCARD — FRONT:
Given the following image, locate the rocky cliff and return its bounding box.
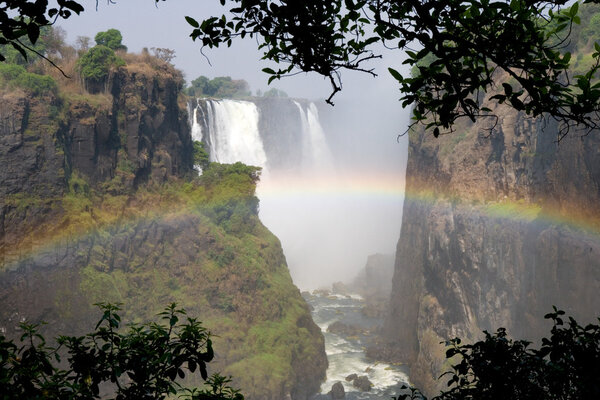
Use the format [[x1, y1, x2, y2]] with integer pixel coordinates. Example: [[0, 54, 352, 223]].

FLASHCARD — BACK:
[[0, 55, 326, 399], [378, 101, 600, 395]]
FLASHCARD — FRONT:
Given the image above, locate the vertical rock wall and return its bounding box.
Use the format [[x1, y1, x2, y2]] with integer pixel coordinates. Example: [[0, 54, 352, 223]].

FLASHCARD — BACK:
[[380, 104, 600, 396]]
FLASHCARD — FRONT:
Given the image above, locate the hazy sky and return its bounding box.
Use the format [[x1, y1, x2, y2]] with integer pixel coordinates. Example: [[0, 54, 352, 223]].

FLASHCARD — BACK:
[[59, 0, 411, 289], [58, 0, 409, 100]]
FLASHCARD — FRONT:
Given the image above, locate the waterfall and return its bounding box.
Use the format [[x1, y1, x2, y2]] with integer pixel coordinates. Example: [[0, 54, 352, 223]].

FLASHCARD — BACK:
[[192, 99, 268, 168], [190, 97, 405, 291], [294, 101, 334, 171], [191, 98, 333, 172]]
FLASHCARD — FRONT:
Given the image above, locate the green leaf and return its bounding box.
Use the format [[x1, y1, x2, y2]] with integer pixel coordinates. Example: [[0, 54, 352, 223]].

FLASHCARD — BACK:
[[200, 362, 208, 380], [186, 16, 200, 28], [388, 67, 403, 82], [570, 2, 579, 17]]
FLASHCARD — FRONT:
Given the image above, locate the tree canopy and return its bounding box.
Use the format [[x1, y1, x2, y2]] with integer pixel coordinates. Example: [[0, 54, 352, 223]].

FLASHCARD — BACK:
[[186, 0, 600, 137], [0, 0, 83, 63], [94, 28, 127, 51], [186, 75, 251, 98]]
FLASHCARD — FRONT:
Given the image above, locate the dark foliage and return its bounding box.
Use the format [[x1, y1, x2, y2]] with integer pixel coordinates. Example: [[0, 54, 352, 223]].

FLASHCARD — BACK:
[[186, 0, 600, 137], [397, 308, 600, 400], [0, 303, 243, 400], [0, 0, 83, 63]]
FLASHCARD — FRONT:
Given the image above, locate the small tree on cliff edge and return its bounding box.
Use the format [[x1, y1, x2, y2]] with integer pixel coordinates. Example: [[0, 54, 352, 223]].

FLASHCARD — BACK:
[[0, 303, 243, 400], [397, 307, 600, 400], [95, 28, 127, 51]]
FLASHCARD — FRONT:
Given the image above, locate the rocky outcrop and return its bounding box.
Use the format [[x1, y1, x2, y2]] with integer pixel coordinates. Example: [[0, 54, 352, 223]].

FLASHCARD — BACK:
[[0, 60, 193, 265], [329, 382, 345, 399], [0, 58, 327, 400], [380, 102, 600, 395], [327, 321, 365, 337], [65, 64, 192, 185], [347, 253, 395, 319], [345, 374, 373, 392]]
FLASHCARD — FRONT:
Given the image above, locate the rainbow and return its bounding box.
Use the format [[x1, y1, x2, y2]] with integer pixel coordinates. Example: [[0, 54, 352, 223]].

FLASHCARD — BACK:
[[257, 171, 406, 200], [3, 171, 600, 270], [257, 169, 600, 239]]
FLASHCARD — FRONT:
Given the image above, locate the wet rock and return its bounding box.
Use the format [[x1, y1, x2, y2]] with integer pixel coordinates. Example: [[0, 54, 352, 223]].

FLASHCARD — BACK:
[[352, 375, 373, 392], [331, 281, 349, 295], [329, 381, 345, 399], [345, 373, 358, 382], [313, 288, 330, 297], [327, 321, 364, 337]]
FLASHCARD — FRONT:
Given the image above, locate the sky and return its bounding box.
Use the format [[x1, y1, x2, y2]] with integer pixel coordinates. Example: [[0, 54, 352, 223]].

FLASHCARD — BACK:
[[58, 0, 411, 289]]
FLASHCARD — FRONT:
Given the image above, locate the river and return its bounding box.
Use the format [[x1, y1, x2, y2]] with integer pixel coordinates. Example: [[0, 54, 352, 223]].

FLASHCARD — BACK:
[[304, 291, 411, 399]]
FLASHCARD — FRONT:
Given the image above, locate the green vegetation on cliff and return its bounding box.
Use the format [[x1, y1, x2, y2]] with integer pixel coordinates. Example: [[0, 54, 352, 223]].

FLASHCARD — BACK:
[[0, 27, 326, 400], [186, 76, 251, 99], [0, 63, 57, 95]]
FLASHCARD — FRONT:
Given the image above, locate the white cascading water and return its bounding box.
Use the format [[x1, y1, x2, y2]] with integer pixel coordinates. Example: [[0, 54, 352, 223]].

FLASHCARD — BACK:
[[190, 106, 203, 142], [192, 99, 268, 168], [293, 101, 334, 171]]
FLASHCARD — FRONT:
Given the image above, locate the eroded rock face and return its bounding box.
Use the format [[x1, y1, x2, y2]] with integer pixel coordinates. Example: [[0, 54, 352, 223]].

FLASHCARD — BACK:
[[0, 64, 193, 265], [380, 103, 600, 396], [65, 68, 192, 185]]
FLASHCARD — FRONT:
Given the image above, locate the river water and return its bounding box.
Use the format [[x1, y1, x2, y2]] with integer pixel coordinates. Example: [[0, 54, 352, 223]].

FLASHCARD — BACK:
[[304, 292, 410, 399]]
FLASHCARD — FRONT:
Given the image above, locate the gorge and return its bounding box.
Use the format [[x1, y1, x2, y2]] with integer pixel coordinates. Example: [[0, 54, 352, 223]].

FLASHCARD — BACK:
[[2, 16, 600, 400], [0, 56, 332, 400]]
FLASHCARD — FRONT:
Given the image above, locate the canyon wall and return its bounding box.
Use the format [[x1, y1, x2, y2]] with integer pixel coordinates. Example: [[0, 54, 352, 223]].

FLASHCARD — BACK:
[[378, 104, 600, 395]]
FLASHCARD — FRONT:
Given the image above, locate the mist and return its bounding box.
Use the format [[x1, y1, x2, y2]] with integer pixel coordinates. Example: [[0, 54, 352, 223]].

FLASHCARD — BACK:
[[58, 0, 411, 290]]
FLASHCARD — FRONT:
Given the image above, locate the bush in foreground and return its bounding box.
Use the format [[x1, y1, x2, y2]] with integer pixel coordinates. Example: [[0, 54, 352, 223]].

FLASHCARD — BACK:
[[0, 303, 243, 400], [399, 308, 600, 400]]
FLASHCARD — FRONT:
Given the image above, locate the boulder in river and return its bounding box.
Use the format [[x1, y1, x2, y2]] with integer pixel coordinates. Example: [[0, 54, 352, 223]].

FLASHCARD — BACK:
[[329, 381, 345, 399], [345, 374, 373, 392], [345, 373, 358, 382]]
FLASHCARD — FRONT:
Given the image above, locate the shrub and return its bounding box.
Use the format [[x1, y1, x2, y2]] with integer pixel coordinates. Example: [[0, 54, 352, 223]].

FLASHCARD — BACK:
[[15, 72, 57, 95], [0, 63, 57, 95], [193, 140, 210, 171], [398, 308, 600, 400], [0, 303, 243, 400]]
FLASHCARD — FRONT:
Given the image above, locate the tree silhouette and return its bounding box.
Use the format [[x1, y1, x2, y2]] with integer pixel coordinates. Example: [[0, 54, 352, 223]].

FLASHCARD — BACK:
[[0, 303, 244, 400], [186, 0, 600, 137], [398, 308, 600, 400]]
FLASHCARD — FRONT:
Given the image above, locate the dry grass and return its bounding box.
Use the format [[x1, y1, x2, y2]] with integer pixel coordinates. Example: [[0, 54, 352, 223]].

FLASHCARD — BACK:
[[122, 52, 184, 83]]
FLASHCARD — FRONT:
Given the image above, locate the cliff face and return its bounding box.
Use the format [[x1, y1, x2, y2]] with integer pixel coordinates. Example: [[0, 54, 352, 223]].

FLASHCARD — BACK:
[[0, 58, 326, 400], [380, 103, 600, 395], [0, 61, 193, 264]]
